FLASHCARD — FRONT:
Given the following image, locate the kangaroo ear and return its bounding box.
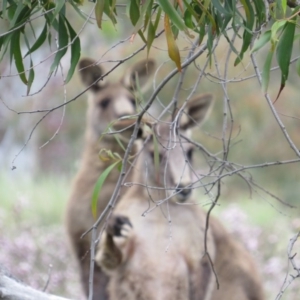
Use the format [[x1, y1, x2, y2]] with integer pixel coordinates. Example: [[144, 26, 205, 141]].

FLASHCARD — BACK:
[[78, 58, 104, 91], [122, 59, 156, 93], [179, 93, 214, 130]]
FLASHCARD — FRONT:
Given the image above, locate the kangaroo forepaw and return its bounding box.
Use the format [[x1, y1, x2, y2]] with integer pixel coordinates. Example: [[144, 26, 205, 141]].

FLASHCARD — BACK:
[[107, 215, 133, 238]]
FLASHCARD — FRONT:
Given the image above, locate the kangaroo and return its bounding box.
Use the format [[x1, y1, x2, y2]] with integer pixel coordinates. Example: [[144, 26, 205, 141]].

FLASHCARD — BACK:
[[95, 94, 217, 300], [95, 94, 265, 300], [65, 57, 155, 299], [210, 216, 265, 300]]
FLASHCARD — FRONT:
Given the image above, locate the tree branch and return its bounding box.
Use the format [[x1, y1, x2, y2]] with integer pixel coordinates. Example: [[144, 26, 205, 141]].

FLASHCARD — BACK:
[[0, 268, 71, 300]]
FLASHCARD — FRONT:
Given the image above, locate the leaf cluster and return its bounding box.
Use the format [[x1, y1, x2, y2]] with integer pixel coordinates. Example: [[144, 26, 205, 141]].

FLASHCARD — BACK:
[[95, 0, 267, 72], [0, 0, 81, 93], [252, 2, 300, 98], [1, 1, 300, 95]]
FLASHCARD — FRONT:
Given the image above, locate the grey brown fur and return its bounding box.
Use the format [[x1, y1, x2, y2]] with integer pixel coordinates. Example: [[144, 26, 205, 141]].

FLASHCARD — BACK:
[[95, 94, 217, 300], [95, 94, 264, 300], [65, 57, 155, 299]]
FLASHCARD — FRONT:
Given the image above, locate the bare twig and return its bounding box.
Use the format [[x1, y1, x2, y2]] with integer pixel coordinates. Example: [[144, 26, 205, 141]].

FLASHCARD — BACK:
[[250, 54, 300, 158], [39, 63, 66, 149], [275, 232, 300, 300]]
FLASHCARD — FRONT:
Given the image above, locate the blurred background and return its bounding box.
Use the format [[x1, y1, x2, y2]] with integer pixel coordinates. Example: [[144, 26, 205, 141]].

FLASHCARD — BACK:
[[0, 2, 299, 299]]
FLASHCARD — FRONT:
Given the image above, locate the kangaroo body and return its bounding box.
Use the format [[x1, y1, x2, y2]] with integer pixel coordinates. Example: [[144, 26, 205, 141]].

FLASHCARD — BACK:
[[96, 95, 216, 300], [96, 94, 264, 300], [210, 216, 264, 300], [65, 58, 155, 299]]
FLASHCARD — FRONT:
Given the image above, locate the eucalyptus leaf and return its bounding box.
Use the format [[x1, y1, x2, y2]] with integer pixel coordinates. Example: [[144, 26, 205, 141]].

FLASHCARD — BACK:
[[91, 160, 121, 219], [64, 18, 81, 83], [11, 31, 27, 84], [262, 50, 273, 93], [276, 19, 296, 98], [251, 30, 271, 53], [49, 14, 69, 74], [24, 23, 48, 57]]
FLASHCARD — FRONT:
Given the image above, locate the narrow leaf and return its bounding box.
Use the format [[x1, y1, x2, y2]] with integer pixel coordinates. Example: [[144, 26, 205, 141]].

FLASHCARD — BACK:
[[91, 160, 121, 219], [251, 30, 271, 53], [271, 20, 286, 46], [2, 0, 8, 18], [130, 0, 140, 26], [27, 58, 35, 95], [157, 0, 190, 35], [281, 0, 287, 15], [9, 2, 24, 28], [262, 50, 273, 93], [49, 14, 69, 74], [132, 0, 152, 35], [24, 23, 47, 57], [234, 0, 255, 65], [211, 0, 231, 16], [53, 0, 65, 19], [11, 31, 27, 84], [95, 0, 105, 28], [164, 14, 181, 72], [64, 18, 81, 83], [147, 20, 155, 58], [275, 19, 296, 99]]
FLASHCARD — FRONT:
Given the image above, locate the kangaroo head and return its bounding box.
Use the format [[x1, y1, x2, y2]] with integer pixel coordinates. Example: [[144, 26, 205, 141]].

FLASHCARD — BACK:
[[138, 93, 214, 203], [78, 58, 155, 139]]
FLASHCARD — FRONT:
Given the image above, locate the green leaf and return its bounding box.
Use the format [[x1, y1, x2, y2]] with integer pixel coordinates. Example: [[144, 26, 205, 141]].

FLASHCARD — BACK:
[[49, 13, 69, 74], [53, 0, 65, 19], [234, 0, 254, 65], [184, 9, 194, 30], [91, 160, 121, 219], [69, 0, 92, 22], [157, 0, 190, 35], [146, 6, 161, 56], [147, 20, 155, 58], [275, 19, 296, 99], [2, 0, 8, 18], [164, 14, 181, 72], [11, 31, 27, 84], [262, 50, 273, 93], [130, 0, 140, 26], [271, 20, 286, 46], [45, 8, 59, 31], [95, 0, 105, 28], [27, 58, 35, 95], [281, 0, 287, 15], [211, 0, 231, 16], [9, 2, 25, 28], [143, 0, 153, 31], [102, 0, 117, 26], [252, 0, 266, 25], [24, 23, 47, 57], [251, 30, 271, 53], [64, 18, 81, 83], [154, 7, 162, 29], [132, 0, 152, 34]]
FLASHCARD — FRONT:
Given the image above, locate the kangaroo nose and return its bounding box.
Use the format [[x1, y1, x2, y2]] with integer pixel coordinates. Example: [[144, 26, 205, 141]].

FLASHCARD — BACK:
[[176, 185, 192, 202]]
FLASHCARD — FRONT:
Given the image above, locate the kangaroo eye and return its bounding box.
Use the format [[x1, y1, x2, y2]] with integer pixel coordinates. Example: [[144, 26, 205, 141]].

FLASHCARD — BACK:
[[129, 97, 136, 107], [186, 148, 193, 161], [99, 97, 110, 109]]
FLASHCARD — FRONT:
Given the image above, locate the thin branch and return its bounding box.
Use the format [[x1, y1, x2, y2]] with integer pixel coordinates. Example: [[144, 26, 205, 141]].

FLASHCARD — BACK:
[[250, 54, 300, 158], [39, 63, 66, 149], [0, 268, 71, 300], [275, 232, 300, 300]]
